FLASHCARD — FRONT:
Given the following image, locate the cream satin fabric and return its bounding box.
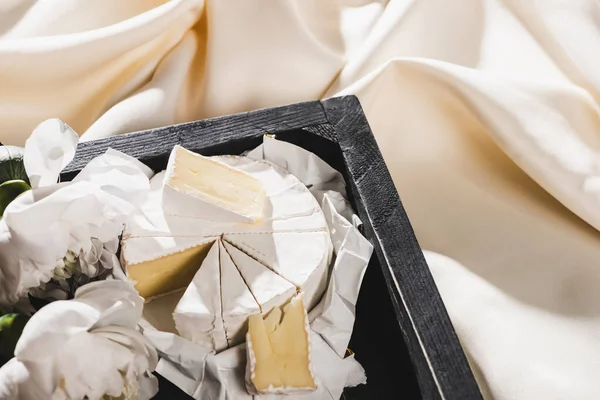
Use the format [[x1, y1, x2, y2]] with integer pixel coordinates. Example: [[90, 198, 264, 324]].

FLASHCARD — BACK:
[[2, 0, 600, 398]]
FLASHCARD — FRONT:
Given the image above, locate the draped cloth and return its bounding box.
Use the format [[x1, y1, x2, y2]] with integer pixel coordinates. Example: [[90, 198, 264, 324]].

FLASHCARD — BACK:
[[2, 1, 600, 398]]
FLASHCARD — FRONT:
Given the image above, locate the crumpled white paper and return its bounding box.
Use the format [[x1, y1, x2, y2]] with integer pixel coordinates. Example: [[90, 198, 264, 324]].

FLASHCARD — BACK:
[[0, 280, 159, 400], [247, 136, 348, 200], [0, 119, 152, 308], [142, 135, 373, 399], [310, 195, 372, 358]]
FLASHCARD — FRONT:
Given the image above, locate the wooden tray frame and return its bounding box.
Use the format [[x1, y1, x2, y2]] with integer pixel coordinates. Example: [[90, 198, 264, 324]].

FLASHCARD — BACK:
[[62, 96, 482, 400]]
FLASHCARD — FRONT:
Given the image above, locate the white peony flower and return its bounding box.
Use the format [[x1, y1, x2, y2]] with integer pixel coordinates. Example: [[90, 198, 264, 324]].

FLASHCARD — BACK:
[[0, 280, 158, 400], [22, 119, 78, 190], [0, 221, 20, 311], [0, 119, 152, 308]]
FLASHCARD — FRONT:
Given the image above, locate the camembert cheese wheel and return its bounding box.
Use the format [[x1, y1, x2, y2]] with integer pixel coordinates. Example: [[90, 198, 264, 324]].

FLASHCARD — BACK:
[[120, 146, 333, 351]]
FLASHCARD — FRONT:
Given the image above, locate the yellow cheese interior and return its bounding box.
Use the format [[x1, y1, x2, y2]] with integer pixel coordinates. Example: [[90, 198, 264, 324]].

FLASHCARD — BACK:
[[169, 146, 266, 219], [248, 295, 317, 392], [128, 241, 213, 299]]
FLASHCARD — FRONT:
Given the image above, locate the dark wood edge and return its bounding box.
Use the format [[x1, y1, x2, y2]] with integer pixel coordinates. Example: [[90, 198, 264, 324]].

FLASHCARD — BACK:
[[62, 100, 327, 177], [322, 96, 483, 400]]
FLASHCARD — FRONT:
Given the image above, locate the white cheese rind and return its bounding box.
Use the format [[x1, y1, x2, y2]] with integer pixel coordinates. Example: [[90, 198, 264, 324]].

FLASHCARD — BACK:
[[123, 162, 328, 238], [121, 236, 219, 301], [214, 155, 298, 195], [120, 235, 217, 266], [222, 240, 296, 314], [125, 207, 328, 238], [224, 231, 332, 311], [173, 242, 228, 352], [219, 240, 260, 347], [162, 145, 266, 223]]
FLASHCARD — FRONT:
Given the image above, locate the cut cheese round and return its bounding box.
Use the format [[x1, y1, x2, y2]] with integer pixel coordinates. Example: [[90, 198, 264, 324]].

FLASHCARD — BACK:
[[121, 150, 333, 351]]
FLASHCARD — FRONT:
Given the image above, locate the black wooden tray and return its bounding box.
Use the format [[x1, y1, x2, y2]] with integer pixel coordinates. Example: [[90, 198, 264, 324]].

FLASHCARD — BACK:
[[62, 96, 483, 400]]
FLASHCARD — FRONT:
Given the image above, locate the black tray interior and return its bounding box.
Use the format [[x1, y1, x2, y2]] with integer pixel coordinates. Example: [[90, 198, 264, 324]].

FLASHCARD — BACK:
[[149, 127, 422, 400]]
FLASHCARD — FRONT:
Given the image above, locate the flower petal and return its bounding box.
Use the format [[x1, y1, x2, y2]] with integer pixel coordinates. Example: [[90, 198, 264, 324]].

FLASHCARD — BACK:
[[93, 326, 159, 400], [73, 148, 152, 207], [109, 259, 128, 282], [0, 358, 26, 399], [93, 326, 159, 373], [103, 237, 119, 254], [15, 300, 98, 361], [99, 248, 117, 270], [0, 358, 53, 400], [7, 280, 151, 399], [80, 240, 99, 266], [24, 119, 78, 189], [73, 280, 143, 330], [138, 372, 159, 400], [56, 332, 134, 400], [28, 284, 69, 302], [2, 182, 134, 297], [0, 221, 21, 308], [4, 183, 81, 265]]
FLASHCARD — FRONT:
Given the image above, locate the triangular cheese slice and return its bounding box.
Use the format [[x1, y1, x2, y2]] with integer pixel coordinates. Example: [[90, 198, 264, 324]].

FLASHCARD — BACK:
[[222, 240, 296, 314], [219, 240, 260, 347], [162, 146, 266, 223], [173, 242, 228, 351], [121, 236, 217, 300], [223, 232, 332, 310], [246, 294, 317, 394]]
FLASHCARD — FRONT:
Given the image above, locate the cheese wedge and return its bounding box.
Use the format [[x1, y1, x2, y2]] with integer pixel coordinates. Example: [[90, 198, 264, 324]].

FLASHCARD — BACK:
[[246, 294, 317, 394], [125, 165, 327, 238], [222, 240, 296, 314], [163, 145, 266, 223], [121, 150, 333, 352], [173, 242, 228, 351], [223, 231, 331, 310], [219, 240, 260, 347], [122, 236, 216, 300]]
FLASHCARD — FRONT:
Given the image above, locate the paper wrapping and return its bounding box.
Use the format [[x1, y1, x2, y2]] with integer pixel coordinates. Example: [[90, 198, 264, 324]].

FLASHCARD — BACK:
[[143, 136, 373, 399]]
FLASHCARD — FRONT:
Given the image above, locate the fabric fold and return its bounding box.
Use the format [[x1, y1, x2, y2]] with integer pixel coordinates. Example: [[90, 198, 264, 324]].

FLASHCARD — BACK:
[[4, 1, 600, 399]]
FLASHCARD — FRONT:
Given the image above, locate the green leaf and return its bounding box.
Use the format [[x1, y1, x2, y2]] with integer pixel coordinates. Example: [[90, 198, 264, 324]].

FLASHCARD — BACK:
[[0, 180, 31, 218], [0, 313, 29, 366], [0, 145, 29, 185]]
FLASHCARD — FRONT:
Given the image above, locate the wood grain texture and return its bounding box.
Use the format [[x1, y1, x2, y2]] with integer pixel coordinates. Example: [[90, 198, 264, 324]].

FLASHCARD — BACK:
[[323, 96, 483, 400], [61, 100, 327, 180], [179, 100, 327, 151]]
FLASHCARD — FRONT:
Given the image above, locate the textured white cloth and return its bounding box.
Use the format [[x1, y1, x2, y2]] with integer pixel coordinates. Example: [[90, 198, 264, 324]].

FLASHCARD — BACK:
[[2, 1, 600, 398]]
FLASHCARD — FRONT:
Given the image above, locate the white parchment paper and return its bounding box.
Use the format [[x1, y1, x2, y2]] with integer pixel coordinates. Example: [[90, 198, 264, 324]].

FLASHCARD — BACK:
[[141, 135, 373, 399]]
